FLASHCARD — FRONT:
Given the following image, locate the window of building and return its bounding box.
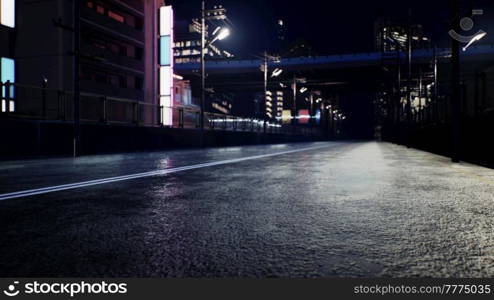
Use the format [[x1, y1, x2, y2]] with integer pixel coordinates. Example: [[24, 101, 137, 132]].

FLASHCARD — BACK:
[[1, 57, 15, 96], [96, 5, 105, 15], [135, 17, 143, 30], [135, 47, 143, 60], [135, 77, 143, 90], [119, 45, 127, 56], [1, 57, 15, 112], [118, 76, 127, 88], [0, 0, 15, 28], [108, 10, 125, 23]]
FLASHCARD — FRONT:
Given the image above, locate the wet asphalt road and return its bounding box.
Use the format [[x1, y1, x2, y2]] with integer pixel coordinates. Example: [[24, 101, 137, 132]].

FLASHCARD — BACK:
[[1, 141, 494, 278]]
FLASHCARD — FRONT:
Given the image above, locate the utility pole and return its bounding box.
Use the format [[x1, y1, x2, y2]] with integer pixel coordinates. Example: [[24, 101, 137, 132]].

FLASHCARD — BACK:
[[406, 8, 413, 148], [73, 0, 81, 157], [309, 92, 314, 127], [292, 75, 297, 126], [395, 46, 401, 128], [200, 0, 206, 147], [450, 0, 461, 162], [263, 51, 268, 134], [199, 2, 227, 147], [433, 46, 438, 123]]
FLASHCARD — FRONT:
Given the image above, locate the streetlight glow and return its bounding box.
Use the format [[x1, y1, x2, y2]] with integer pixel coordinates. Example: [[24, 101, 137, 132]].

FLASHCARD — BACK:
[[271, 68, 283, 78], [462, 31, 487, 51], [217, 28, 230, 41]]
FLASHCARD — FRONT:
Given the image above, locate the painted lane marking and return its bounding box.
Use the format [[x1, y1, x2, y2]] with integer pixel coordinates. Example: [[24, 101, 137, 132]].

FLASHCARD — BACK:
[[0, 144, 334, 201]]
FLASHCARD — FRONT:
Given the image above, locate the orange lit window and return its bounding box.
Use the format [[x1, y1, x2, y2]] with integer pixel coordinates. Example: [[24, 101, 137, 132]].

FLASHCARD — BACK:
[[108, 11, 125, 23], [96, 5, 105, 14]]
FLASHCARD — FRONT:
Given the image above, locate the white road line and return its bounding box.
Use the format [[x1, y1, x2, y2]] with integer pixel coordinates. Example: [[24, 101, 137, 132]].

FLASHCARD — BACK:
[[0, 144, 333, 201]]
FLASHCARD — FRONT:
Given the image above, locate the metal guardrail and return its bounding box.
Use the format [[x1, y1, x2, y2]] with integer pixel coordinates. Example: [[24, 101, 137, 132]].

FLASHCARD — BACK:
[[0, 81, 322, 137]]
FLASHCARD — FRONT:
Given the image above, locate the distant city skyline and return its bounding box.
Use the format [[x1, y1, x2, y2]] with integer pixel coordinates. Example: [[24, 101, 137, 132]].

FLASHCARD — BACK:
[[165, 0, 494, 58]]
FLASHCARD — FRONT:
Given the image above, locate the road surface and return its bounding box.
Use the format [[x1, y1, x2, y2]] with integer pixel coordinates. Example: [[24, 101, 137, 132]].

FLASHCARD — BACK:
[[1, 141, 494, 278]]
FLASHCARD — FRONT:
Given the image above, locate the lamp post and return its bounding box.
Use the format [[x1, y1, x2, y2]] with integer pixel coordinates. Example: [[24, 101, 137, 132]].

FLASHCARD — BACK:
[[199, 1, 228, 147], [261, 52, 282, 133], [200, 1, 206, 148], [406, 9, 413, 148], [73, 0, 80, 157], [450, 0, 461, 162]]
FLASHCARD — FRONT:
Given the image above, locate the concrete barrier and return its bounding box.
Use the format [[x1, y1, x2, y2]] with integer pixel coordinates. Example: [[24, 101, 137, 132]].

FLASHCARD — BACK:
[[0, 118, 326, 159]]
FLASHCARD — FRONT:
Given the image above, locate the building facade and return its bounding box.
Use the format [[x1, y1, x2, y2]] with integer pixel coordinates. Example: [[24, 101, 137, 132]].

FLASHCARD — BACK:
[[2, 0, 174, 125], [374, 18, 430, 52]]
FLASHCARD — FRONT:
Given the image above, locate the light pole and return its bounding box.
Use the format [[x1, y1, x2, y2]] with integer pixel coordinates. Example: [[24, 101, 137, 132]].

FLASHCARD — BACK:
[[406, 9, 413, 148], [200, 0, 206, 148], [73, 0, 80, 157], [450, 0, 461, 162], [263, 53, 268, 134], [261, 52, 282, 133], [292, 76, 297, 127], [199, 2, 228, 147]]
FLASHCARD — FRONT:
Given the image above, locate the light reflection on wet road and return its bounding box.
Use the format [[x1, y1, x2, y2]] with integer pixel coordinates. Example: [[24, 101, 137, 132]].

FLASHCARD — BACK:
[[1, 141, 494, 278]]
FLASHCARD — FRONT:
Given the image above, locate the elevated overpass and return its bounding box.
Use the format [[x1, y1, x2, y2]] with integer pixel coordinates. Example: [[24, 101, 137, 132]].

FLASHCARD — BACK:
[[175, 44, 494, 75]]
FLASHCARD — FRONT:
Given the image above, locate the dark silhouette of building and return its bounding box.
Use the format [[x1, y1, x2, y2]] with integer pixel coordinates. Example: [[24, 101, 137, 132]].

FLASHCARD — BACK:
[[374, 18, 430, 52]]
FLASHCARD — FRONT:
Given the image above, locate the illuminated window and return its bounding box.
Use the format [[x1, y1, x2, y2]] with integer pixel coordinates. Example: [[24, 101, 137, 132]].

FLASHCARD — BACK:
[[96, 5, 105, 15], [108, 10, 125, 23], [1, 57, 15, 112], [0, 0, 15, 28], [1, 57, 15, 98]]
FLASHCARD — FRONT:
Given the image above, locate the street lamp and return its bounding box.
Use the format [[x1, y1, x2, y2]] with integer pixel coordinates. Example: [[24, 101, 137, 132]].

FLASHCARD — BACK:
[[208, 27, 230, 46], [200, 1, 229, 147], [271, 68, 283, 78], [462, 31, 487, 51], [216, 28, 230, 40], [261, 52, 283, 132]]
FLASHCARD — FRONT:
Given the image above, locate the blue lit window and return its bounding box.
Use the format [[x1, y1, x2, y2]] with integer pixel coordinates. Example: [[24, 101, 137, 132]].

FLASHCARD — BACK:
[[1, 57, 15, 98], [160, 36, 171, 66]]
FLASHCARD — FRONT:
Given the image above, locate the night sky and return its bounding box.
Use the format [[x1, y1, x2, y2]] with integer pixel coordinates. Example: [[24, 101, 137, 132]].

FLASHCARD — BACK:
[[167, 0, 494, 58]]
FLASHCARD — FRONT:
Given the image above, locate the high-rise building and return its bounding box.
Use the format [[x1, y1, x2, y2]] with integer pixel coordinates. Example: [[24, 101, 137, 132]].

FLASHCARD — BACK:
[[174, 12, 234, 64], [374, 18, 430, 52]]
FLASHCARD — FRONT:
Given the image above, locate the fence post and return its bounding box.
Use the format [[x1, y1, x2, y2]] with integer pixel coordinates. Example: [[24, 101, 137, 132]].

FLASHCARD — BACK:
[[57, 90, 64, 120], [133, 101, 139, 125], [100, 96, 107, 123], [159, 105, 163, 126], [179, 107, 184, 128], [41, 80, 47, 118]]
